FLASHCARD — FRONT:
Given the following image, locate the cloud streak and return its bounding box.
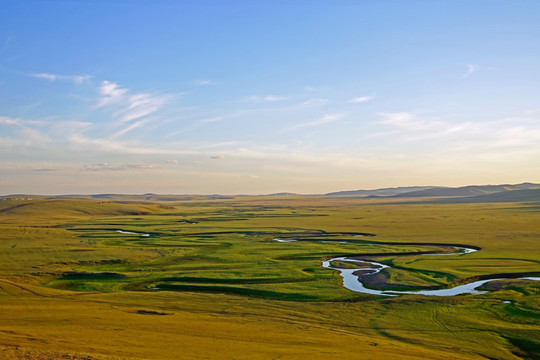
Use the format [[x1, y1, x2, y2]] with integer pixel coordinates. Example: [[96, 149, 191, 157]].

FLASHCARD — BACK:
[[283, 113, 345, 132], [462, 64, 480, 78], [379, 112, 443, 131], [0, 116, 20, 126], [83, 163, 166, 172], [31, 73, 93, 84], [349, 95, 374, 103], [97, 81, 172, 125], [97, 81, 128, 107], [193, 79, 215, 86], [245, 95, 288, 102], [0, 115, 51, 148]]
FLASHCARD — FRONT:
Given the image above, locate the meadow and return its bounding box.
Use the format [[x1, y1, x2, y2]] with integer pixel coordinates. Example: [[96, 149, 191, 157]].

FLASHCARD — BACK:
[[0, 196, 539, 359]]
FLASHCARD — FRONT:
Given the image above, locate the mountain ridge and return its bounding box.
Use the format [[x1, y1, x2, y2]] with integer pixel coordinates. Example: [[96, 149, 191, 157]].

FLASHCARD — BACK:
[[3, 182, 540, 200], [324, 182, 540, 198]]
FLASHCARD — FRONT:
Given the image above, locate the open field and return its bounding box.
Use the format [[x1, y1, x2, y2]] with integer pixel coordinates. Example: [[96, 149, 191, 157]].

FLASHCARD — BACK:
[[1, 196, 539, 359]]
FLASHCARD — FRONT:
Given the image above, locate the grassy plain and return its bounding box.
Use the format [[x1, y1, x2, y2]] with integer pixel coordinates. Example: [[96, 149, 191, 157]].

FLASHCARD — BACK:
[[0, 196, 539, 359]]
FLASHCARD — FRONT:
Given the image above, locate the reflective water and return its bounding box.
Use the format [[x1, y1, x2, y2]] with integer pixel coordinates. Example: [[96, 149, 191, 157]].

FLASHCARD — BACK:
[[323, 248, 540, 296], [115, 230, 151, 237]]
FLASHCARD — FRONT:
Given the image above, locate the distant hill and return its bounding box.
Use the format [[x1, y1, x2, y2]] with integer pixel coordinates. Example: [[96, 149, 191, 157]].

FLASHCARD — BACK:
[[324, 182, 540, 199], [440, 188, 540, 203], [52, 194, 234, 202], [392, 182, 540, 198], [325, 186, 434, 197], [4, 182, 540, 201]]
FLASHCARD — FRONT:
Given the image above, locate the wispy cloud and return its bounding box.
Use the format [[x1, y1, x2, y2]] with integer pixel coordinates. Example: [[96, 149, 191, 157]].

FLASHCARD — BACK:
[[121, 93, 168, 123], [298, 98, 329, 107], [110, 120, 146, 139], [68, 133, 160, 155], [195, 141, 240, 150], [97, 81, 172, 125], [462, 64, 480, 78], [304, 85, 330, 92], [380, 112, 443, 131], [349, 95, 374, 103], [200, 116, 225, 124], [97, 81, 128, 107], [66, 133, 193, 156], [284, 113, 345, 132], [31, 73, 93, 84], [20, 126, 51, 145], [377, 111, 540, 161], [0, 116, 20, 126], [0, 115, 51, 148], [245, 95, 288, 102], [193, 79, 215, 86], [83, 163, 165, 172]]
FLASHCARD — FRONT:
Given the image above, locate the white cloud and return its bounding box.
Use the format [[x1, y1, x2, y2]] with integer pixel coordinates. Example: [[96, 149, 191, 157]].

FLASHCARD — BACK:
[[379, 112, 413, 126], [20, 127, 51, 145], [70, 75, 93, 84], [299, 98, 329, 107], [193, 79, 215, 86], [0, 116, 19, 126], [284, 113, 345, 132], [463, 64, 480, 78], [97, 81, 129, 107], [110, 120, 146, 139], [67, 133, 180, 155], [380, 112, 443, 131], [376, 111, 540, 163], [304, 85, 329, 92], [349, 96, 374, 103], [245, 95, 288, 102], [196, 141, 240, 150], [200, 116, 224, 123], [97, 81, 172, 125], [83, 163, 164, 172], [32, 73, 58, 81], [31, 73, 92, 84], [121, 93, 168, 123], [0, 115, 52, 148]]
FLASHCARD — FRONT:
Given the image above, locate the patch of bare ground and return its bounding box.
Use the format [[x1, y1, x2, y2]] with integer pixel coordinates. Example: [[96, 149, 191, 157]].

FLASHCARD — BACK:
[[360, 271, 389, 289]]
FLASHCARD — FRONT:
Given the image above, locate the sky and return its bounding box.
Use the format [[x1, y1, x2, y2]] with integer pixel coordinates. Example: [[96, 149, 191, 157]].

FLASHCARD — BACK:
[[1, 0, 540, 195]]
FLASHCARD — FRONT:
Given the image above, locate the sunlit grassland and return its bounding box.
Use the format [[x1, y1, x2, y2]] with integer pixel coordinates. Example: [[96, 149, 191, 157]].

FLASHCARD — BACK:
[[0, 196, 539, 359]]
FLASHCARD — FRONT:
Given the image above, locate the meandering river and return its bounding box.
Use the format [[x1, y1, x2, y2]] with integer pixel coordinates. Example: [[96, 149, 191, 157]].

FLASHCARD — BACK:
[[274, 236, 540, 297], [108, 229, 539, 297]]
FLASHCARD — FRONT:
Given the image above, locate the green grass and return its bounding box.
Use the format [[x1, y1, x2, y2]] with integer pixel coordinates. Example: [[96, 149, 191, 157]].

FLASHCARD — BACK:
[[0, 196, 539, 359]]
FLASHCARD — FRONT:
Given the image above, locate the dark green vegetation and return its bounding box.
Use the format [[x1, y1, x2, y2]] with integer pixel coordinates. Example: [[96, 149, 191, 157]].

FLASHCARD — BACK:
[[0, 196, 539, 359]]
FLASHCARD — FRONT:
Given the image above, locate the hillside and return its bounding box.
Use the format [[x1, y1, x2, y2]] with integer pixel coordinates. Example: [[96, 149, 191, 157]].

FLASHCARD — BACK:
[[392, 182, 540, 198], [438, 188, 540, 203], [325, 186, 434, 197]]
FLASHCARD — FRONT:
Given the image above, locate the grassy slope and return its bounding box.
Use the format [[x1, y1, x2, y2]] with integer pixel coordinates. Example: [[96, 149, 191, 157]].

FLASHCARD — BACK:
[[0, 197, 539, 359]]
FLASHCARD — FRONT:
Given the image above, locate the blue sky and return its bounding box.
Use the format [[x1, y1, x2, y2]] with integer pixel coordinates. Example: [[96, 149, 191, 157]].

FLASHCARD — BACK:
[[1, 0, 540, 194]]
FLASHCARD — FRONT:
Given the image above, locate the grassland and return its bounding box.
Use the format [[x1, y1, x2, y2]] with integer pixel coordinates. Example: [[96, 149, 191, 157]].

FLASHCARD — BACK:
[[0, 196, 539, 359]]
